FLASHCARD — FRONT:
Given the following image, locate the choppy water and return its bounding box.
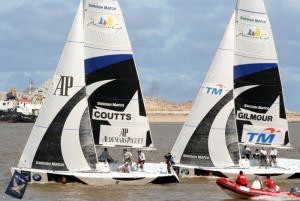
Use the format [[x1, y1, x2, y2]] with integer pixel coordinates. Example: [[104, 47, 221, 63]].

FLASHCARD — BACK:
[[1, 123, 300, 201]]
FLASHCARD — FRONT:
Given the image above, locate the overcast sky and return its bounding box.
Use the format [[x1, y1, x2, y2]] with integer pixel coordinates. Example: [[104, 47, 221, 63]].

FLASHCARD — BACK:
[[1, 0, 300, 111]]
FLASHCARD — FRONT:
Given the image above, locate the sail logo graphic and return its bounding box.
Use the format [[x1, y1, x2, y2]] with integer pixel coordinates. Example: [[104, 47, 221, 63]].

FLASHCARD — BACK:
[[240, 16, 267, 24], [237, 27, 269, 41], [88, 3, 117, 11], [102, 127, 144, 145], [246, 128, 280, 144], [237, 111, 273, 122], [92, 110, 132, 121], [87, 16, 122, 31], [120, 128, 129, 137], [53, 76, 73, 96], [205, 84, 225, 95]]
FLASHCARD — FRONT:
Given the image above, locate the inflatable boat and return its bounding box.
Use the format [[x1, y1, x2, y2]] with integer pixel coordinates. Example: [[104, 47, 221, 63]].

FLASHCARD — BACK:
[[216, 177, 300, 199]]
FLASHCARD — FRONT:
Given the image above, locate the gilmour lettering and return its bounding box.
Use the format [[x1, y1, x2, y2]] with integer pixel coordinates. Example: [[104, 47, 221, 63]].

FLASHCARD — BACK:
[[237, 112, 273, 122]]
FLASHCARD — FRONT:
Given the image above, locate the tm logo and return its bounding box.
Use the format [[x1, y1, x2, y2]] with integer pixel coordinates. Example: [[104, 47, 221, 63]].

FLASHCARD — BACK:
[[247, 128, 280, 144], [206, 84, 225, 95]]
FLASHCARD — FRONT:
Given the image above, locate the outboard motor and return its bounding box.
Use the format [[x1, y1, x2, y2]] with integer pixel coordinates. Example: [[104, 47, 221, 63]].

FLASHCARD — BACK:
[[290, 187, 300, 196]]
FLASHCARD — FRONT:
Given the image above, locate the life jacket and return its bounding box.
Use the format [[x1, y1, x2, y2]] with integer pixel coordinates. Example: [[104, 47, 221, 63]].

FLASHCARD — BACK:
[[237, 174, 247, 186], [265, 179, 274, 189]]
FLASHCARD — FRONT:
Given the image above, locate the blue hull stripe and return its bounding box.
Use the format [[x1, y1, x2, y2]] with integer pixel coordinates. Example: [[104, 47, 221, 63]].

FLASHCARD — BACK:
[[85, 54, 133, 75], [234, 63, 277, 79]]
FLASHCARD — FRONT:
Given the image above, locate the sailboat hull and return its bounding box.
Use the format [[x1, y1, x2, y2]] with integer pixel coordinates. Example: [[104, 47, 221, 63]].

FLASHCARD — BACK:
[[175, 158, 300, 180], [12, 163, 179, 186]]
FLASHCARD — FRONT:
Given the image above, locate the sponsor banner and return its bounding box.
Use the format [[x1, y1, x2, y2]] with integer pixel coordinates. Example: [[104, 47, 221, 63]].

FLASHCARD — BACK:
[[86, 14, 122, 33], [85, 0, 118, 12], [92, 108, 132, 121], [241, 125, 286, 145], [35, 161, 65, 168], [182, 154, 210, 160], [99, 125, 146, 147], [239, 15, 267, 25], [237, 110, 273, 122], [236, 26, 270, 41], [52, 75, 75, 97], [203, 83, 228, 96]]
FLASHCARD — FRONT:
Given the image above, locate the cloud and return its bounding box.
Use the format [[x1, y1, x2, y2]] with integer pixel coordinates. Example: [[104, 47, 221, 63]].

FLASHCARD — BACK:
[[0, 0, 300, 111]]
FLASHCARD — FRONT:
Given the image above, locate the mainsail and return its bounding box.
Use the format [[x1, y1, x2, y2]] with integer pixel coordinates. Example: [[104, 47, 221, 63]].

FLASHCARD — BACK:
[[84, 0, 153, 148], [234, 0, 289, 147], [17, 0, 153, 172], [171, 0, 290, 168]]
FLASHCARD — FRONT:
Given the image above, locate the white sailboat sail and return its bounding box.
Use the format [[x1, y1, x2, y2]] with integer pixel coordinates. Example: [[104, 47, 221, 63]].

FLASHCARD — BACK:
[[171, 0, 291, 168], [17, 0, 154, 172], [18, 1, 96, 171], [12, 0, 179, 186], [84, 0, 153, 149], [172, 12, 238, 168], [234, 0, 290, 147]]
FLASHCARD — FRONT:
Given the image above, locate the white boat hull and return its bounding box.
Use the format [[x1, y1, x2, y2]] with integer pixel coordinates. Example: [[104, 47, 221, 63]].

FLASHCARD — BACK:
[[12, 162, 179, 186], [175, 158, 300, 180]]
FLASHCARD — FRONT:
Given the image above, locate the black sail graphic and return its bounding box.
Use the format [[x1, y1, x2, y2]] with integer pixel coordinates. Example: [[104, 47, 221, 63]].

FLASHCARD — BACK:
[[32, 88, 86, 170], [85, 55, 152, 148]]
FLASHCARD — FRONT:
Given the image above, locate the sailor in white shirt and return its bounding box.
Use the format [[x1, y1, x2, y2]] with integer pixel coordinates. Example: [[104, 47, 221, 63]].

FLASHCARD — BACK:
[[269, 147, 278, 166]]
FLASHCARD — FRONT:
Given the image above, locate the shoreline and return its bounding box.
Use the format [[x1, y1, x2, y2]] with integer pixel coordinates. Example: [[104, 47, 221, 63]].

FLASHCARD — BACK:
[[147, 112, 300, 123]]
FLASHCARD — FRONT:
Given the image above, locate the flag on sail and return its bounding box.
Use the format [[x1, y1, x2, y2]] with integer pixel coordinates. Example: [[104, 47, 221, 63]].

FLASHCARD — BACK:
[[5, 171, 28, 199]]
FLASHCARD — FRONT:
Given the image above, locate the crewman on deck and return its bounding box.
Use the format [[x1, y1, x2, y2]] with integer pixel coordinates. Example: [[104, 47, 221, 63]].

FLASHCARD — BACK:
[[136, 150, 146, 171]]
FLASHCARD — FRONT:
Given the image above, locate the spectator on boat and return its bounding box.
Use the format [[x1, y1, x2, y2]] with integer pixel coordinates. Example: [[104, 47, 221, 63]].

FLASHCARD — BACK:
[[269, 147, 278, 167], [264, 175, 275, 190], [260, 148, 268, 168], [253, 148, 260, 166], [164, 152, 175, 173], [242, 146, 251, 159], [236, 170, 247, 186], [136, 150, 146, 171], [98, 147, 114, 163]]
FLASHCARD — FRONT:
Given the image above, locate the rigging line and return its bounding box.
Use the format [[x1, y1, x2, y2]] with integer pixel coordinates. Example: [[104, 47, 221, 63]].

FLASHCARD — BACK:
[[238, 9, 267, 15]]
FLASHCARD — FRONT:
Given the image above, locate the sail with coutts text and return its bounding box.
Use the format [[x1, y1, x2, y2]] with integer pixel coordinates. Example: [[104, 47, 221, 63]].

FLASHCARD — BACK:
[[17, 0, 153, 173], [171, 0, 291, 168], [84, 0, 153, 149]]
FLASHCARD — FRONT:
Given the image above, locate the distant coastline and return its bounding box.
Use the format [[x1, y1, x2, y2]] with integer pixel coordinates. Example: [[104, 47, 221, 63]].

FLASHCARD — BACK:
[[144, 97, 300, 123], [146, 111, 300, 123], [1, 85, 299, 123]]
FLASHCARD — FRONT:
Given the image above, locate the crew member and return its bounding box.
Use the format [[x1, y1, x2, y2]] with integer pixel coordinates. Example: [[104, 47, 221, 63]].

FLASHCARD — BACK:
[[236, 170, 247, 186], [264, 175, 275, 190]]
